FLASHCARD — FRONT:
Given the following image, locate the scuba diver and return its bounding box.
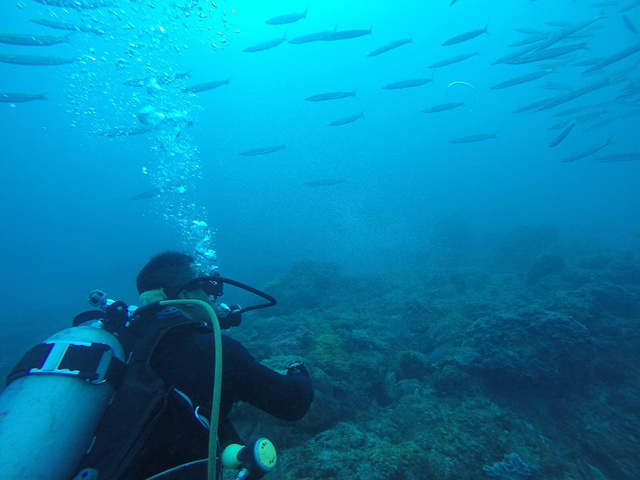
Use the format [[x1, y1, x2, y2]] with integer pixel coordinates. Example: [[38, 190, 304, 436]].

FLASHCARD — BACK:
[[0, 251, 313, 480]]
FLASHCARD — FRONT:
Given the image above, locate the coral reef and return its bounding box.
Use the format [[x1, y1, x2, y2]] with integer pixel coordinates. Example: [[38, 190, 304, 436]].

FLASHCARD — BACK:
[[224, 239, 640, 479]]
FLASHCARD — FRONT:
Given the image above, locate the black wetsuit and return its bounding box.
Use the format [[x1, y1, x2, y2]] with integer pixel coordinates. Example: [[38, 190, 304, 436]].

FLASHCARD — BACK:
[[115, 309, 313, 479]]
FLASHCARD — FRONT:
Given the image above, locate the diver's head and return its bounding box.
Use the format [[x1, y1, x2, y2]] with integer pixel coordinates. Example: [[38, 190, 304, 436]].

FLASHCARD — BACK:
[[137, 251, 219, 322], [137, 251, 196, 298]]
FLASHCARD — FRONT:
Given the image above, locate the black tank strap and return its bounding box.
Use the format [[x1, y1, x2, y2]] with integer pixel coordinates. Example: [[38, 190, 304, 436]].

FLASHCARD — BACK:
[[78, 306, 210, 479], [6, 340, 125, 387]]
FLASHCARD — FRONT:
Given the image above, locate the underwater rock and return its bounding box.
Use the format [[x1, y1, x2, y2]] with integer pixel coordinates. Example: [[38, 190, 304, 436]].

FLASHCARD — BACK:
[[527, 253, 565, 283], [584, 282, 640, 318], [483, 453, 532, 479], [259, 261, 347, 316], [496, 224, 559, 271], [432, 364, 473, 396], [398, 350, 431, 380], [456, 309, 594, 384]]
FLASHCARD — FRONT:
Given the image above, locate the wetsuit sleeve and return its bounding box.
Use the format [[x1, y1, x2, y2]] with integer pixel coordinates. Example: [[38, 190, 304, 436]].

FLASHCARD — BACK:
[[220, 335, 314, 421], [154, 330, 313, 422]]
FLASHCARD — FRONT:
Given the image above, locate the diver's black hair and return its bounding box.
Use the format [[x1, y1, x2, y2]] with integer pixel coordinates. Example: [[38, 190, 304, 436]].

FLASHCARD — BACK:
[[136, 251, 195, 295]]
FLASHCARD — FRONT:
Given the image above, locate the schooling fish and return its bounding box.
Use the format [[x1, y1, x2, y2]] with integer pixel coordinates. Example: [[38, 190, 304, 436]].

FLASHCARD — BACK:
[[583, 40, 640, 74], [182, 78, 230, 93], [537, 76, 613, 111], [265, 8, 308, 25], [442, 23, 489, 46], [429, 50, 479, 68], [305, 91, 356, 101], [450, 133, 497, 143], [0, 92, 45, 103], [30, 18, 105, 35], [243, 34, 287, 53], [592, 152, 640, 162], [238, 144, 286, 156], [548, 118, 577, 147], [289, 30, 335, 44], [490, 69, 553, 89], [513, 95, 560, 113], [32, 0, 113, 8], [324, 27, 372, 41], [561, 136, 613, 162], [622, 14, 638, 34], [382, 78, 433, 90], [0, 53, 76, 66], [505, 42, 588, 64], [422, 101, 465, 113], [367, 37, 412, 56], [0, 32, 71, 46], [328, 111, 364, 126]]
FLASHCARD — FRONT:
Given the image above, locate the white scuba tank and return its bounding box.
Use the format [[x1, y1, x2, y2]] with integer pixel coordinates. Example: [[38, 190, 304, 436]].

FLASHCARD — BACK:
[[0, 323, 125, 480]]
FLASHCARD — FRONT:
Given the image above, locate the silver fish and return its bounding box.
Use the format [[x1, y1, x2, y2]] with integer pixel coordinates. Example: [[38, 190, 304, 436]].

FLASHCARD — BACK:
[[572, 58, 603, 66], [422, 101, 465, 113], [548, 108, 608, 130], [509, 33, 549, 47], [32, 0, 112, 8], [305, 91, 356, 101], [429, 50, 479, 68], [505, 42, 588, 64], [238, 144, 286, 156], [623, 15, 638, 34], [367, 37, 412, 57], [289, 30, 334, 44], [182, 78, 230, 93], [131, 182, 182, 200], [533, 16, 602, 52], [0, 32, 71, 46], [0, 92, 45, 103], [513, 95, 560, 113], [244, 34, 286, 53], [265, 9, 308, 25], [30, 18, 105, 35], [490, 69, 552, 89], [537, 77, 613, 111], [619, 0, 640, 13], [583, 117, 618, 132], [0, 53, 76, 65], [382, 78, 432, 90], [450, 133, 497, 143], [548, 118, 576, 147], [516, 28, 543, 35], [561, 136, 613, 162], [592, 152, 640, 162], [442, 23, 489, 46], [328, 111, 364, 126], [324, 28, 372, 41], [492, 43, 540, 65], [583, 41, 640, 74]]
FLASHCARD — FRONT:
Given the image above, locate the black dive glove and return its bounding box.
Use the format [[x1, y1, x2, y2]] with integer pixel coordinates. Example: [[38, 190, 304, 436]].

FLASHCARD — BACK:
[[217, 303, 242, 329]]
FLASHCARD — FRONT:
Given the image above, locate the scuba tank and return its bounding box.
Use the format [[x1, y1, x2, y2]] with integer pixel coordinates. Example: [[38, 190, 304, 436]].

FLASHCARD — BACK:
[[0, 315, 126, 480], [0, 275, 278, 480]]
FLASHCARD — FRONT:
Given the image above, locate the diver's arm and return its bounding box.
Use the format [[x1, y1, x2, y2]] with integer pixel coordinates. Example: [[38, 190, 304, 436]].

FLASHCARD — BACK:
[[223, 336, 313, 421]]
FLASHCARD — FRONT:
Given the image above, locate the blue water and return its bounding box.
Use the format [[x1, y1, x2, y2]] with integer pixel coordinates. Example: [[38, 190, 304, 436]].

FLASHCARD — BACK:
[[1, 0, 640, 478]]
